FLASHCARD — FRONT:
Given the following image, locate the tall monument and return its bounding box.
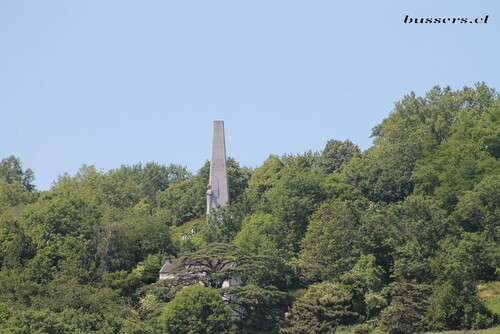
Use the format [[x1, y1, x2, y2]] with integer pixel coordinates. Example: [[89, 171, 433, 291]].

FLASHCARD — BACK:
[[206, 120, 229, 214]]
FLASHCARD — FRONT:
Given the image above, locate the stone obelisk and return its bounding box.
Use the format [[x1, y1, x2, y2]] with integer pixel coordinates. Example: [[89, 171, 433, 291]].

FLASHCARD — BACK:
[[206, 120, 229, 214]]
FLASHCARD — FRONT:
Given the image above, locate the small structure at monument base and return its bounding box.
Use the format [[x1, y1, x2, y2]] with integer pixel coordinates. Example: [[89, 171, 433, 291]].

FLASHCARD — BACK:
[[159, 259, 176, 279], [158, 258, 242, 319]]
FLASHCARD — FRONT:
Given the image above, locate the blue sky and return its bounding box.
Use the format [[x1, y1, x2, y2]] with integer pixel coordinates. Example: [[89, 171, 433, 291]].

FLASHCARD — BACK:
[[1, 1, 499, 190]]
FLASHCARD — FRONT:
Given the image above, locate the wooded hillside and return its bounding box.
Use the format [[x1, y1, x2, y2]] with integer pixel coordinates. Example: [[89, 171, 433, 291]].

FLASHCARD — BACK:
[[1, 83, 499, 333]]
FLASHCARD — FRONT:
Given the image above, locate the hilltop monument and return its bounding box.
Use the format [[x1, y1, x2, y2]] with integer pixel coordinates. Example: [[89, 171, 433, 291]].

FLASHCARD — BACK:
[[206, 120, 229, 214], [160, 120, 233, 281]]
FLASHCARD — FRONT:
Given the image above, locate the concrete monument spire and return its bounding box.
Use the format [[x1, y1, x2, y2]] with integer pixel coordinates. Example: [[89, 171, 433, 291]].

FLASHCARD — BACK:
[[206, 120, 229, 214]]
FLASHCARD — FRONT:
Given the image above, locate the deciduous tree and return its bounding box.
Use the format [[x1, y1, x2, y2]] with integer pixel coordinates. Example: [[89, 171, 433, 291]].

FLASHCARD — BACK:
[[159, 285, 232, 334]]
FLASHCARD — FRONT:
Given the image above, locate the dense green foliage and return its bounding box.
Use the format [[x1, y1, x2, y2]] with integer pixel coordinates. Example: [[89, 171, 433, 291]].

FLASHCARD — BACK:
[[159, 285, 232, 334], [0, 83, 499, 333], [280, 281, 361, 334]]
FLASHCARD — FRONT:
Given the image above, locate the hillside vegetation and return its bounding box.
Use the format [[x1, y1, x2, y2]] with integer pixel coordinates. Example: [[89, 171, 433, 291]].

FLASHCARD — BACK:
[[0, 83, 499, 333]]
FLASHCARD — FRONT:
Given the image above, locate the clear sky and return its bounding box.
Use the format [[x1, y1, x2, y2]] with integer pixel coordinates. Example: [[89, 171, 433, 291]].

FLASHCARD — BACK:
[[1, 1, 499, 190]]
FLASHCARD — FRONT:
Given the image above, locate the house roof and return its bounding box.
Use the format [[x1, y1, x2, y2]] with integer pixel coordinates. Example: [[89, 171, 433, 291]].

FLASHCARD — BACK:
[[159, 258, 176, 274]]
